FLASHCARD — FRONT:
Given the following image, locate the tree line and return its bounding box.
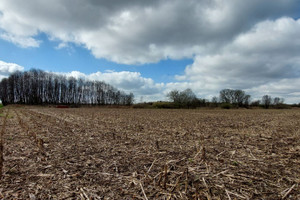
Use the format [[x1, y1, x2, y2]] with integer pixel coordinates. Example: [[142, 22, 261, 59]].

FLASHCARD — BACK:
[[159, 88, 287, 109], [166, 88, 251, 108], [0, 69, 134, 106]]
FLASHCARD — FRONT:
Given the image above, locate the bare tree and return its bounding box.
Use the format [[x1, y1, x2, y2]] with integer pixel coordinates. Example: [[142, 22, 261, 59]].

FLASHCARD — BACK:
[[0, 69, 134, 106], [219, 89, 232, 104], [262, 95, 272, 109], [219, 89, 251, 108], [211, 96, 218, 107], [273, 97, 284, 106]]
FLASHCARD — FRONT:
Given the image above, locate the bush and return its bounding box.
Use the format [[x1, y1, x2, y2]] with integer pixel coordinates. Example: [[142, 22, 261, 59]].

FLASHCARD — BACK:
[[133, 103, 153, 109], [153, 102, 178, 109], [220, 103, 233, 109], [0, 104, 3, 109], [291, 103, 300, 108], [273, 104, 291, 109]]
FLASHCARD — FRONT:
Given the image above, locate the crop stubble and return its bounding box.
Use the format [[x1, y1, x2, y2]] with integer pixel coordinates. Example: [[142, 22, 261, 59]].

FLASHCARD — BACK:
[[0, 106, 299, 199]]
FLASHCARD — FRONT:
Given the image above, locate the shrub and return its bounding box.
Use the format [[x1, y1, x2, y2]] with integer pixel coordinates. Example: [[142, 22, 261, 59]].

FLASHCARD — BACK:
[[153, 102, 178, 109], [220, 103, 233, 109], [274, 104, 291, 109], [133, 103, 153, 109]]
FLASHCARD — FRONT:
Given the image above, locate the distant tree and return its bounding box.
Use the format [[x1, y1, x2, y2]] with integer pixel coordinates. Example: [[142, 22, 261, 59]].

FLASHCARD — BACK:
[[167, 90, 180, 103], [139, 96, 144, 103], [211, 96, 219, 107], [233, 90, 246, 107], [273, 97, 284, 106], [219, 89, 251, 108], [262, 95, 272, 109], [180, 89, 197, 107], [125, 93, 134, 105], [0, 78, 8, 105], [167, 88, 199, 108], [251, 100, 261, 107], [243, 95, 251, 108], [219, 89, 232, 104]]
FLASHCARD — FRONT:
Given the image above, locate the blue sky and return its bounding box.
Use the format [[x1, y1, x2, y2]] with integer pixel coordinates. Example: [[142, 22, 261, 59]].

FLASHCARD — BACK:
[[0, 0, 300, 103], [0, 32, 192, 83]]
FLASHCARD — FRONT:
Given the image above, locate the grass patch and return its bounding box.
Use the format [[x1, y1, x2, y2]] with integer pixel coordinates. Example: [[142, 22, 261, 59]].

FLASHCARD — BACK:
[[0, 104, 4, 117]]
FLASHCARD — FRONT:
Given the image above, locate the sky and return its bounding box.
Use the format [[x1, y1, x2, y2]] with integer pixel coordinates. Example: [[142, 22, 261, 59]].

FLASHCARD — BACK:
[[0, 0, 300, 103]]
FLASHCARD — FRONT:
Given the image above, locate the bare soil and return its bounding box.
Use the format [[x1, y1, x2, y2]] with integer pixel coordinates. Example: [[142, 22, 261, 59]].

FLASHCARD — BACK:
[[0, 106, 299, 199]]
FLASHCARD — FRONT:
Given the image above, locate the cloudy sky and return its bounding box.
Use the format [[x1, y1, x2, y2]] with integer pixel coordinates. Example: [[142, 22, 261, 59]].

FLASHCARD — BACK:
[[0, 0, 300, 103]]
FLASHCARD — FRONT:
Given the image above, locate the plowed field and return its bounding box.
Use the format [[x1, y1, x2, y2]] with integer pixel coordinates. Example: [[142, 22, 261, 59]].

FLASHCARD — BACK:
[[0, 106, 299, 199]]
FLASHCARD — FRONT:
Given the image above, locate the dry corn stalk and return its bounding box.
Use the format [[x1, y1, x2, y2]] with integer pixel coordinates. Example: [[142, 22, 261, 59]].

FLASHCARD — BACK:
[[164, 164, 168, 189]]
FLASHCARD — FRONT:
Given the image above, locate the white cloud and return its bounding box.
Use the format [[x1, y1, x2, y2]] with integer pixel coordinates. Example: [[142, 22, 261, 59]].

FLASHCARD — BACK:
[[0, 60, 24, 82], [247, 78, 300, 104], [177, 17, 300, 103], [0, 60, 24, 79], [55, 42, 68, 50], [0, 33, 40, 48], [232, 17, 300, 55], [0, 74, 7, 80]]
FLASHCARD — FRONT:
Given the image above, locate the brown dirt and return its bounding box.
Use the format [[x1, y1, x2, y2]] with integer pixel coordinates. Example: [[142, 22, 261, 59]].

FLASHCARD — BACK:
[[0, 106, 299, 199]]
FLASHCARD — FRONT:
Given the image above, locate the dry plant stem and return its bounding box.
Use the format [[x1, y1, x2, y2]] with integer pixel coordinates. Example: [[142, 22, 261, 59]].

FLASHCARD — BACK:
[[157, 171, 163, 187], [164, 164, 168, 189], [226, 190, 247, 199], [140, 182, 148, 200], [281, 184, 296, 199], [185, 168, 188, 193], [205, 192, 212, 200], [80, 188, 90, 200], [171, 177, 180, 193], [201, 146, 206, 160], [147, 158, 157, 174], [155, 140, 159, 150], [225, 190, 232, 200], [202, 177, 208, 189]]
